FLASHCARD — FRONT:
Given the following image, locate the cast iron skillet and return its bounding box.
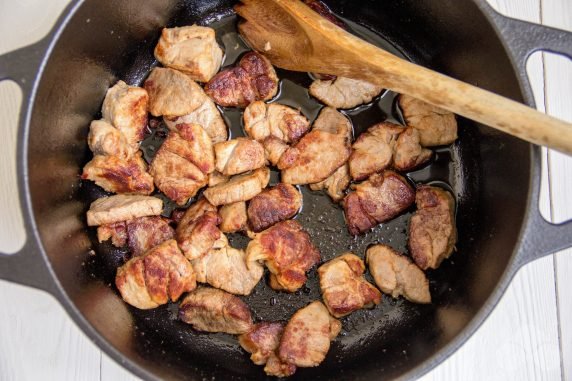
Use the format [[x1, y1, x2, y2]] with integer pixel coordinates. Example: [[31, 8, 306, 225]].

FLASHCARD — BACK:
[[1, 1, 572, 380]]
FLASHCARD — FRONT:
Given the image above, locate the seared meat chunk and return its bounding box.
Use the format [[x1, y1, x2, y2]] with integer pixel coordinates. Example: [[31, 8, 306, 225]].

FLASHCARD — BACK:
[[366, 244, 431, 303], [310, 76, 382, 109], [205, 52, 278, 107], [349, 122, 402, 181], [214, 137, 265, 176], [278, 301, 341, 367], [115, 240, 196, 309], [179, 287, 253, 334], [176, 198, 226, 260], [97, 216, 174, 257], [399, 95, 458, 147], [144, 67, 206, 117], [318, 253, 382, 317], [82, 154, 154, 195], [192, 245, 264, 295], [87, 195, 162, 226], [264, 352, 297, 378], [154, 25, 223, 83], [203, 167, 270, 206], [246, 220, 320, 292], [208, 170, 229, 187], [243, 101, 310, 143], [278, 107, 351, 184], [162, 124, 215, 173], [247, 183, 302, 232], [101, 81, 148, 150], [87, 120, 133, 159], [309, 163, 350, 202], [219, 201, 247, 233], [164, 96, 228, 144], [344, 171, 415, 235], [393, 127, 433, 171], [262, 136, 289, 166], [409, 186, 456, 270]]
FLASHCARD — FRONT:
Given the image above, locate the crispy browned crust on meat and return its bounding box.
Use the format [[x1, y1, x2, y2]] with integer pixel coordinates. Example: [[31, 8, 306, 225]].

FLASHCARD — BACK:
[[219, 201, 248, 233], [247, 183, 302, 232], [343, 171, 415, 235], [318, 253, 382, 317], [82, 154, 154, 195], [170, 123, 215, 174], [239, 322, 285, 365], [214, 138, 266, 176], [393, 127, 433, 171], [243, 101, 310, 143], [409, 186, 456, 270], [246, 220, 320, 292], [176, 201, 224, 261], [179, 287, 253, 334]]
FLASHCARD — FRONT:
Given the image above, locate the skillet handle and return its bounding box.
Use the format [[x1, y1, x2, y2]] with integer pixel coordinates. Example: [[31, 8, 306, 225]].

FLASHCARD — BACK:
[[0, 240, 55, 293]]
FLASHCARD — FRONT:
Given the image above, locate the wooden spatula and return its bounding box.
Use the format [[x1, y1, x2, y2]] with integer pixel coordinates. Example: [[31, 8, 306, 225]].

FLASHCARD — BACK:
[[235, 0, 572, 155]]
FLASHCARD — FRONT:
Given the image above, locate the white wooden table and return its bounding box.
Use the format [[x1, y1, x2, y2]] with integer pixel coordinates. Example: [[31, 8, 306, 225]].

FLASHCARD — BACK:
[[0, 0, 570, 380]]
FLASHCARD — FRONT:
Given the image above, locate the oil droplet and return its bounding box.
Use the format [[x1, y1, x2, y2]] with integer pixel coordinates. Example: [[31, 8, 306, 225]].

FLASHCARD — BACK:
[[270, 297, 277, 306]]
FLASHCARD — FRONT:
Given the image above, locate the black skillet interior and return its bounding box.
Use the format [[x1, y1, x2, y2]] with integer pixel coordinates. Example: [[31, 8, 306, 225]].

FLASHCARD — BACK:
[[27, 0, 531, 379]]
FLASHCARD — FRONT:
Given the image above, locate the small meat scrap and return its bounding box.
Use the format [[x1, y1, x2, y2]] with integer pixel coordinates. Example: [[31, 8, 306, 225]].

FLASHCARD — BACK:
[[409, 186, 456, 270], [278, 301, 341, 368], [214, 137, 265, 176], [97, 216, 174, 257], [310, 76, 383, 109], [101, 81, 148, 151], [366, 244, 431, 304], [219, 201, 248, 233], [115, 240, 196, 309], [87, 195, 163, 226], [192, 245, 263, 295], [239, 322, 297, 377], [87, 120, 133, 159], [247, 183, 302, 232], [262, 136, 289, 166], [278, 107, 352, 184], [205, 52, 278, 107], [246, 220, 320, 292], [179, 287, 253, 334], [243, 101, 310, 143], [399, 94, 458, 147], [344, 171, 415, 235], [393, 127, 433, 171], [176, 198, 226, 260], [82, 154, 154, 195], [203, 167, 270, 206], [309, 163, 350, 202], [349, 122, 403, 181], [144, 67, 206, 117], [154, 25, 223, 83], [318, 253, 382, 317]]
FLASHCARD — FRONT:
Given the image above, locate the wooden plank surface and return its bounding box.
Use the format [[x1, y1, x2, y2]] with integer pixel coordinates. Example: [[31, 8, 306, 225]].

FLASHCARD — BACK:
[[0, 0, 570, 380]]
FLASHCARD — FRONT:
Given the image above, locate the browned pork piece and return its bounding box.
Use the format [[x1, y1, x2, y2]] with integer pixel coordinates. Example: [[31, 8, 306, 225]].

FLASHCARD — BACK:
[[247, 183, 302, 232], [399, 95, 458, 147], [309, 163, 350, 202], [239, 322, 297, 377], [278, 301, 341, 368], [154, 25, 223, 83], [192, 245, 263, 295], [409, 186, 456, 270], [246, 220, 320, 292], [144, 67, 206, 117], [343, 170, 415, 235], [214, 137, 265, 176], [82, 153, 154, 195], [278, 107, 352, 184], [176, 198, 226, 260], [164, 97, 228, 144], [310, 76, 383, 109], [393, 127, 433, 171], [219, 201, 248, 233], [87, 120, 133, 159], [349, 122, 403, 181], [205, 52, 278, 107], [208, 171, 229, 187], [87, 195, 163, 226], [179, 287, 253, 334], [203, 167, 270, 206], [366, 244, 431, 304], [262, 136, 290, 166], [115, 240, 196, 309], [318, 253, 382, 317], [243, 101, 310, 143], [97, 216, 175, 257], [101, 81, 148, 151]]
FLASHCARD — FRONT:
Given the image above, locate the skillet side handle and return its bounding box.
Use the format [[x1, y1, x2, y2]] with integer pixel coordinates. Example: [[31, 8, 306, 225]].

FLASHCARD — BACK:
[[0, 239, 55, 293], [520, 208, 572, 265]]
